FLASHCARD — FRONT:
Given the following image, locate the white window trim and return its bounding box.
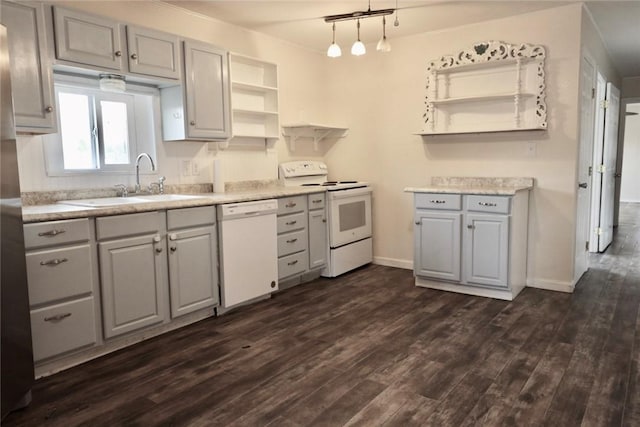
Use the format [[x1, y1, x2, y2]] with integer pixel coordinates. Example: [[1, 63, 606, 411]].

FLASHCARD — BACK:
[[43, 73, 159, 177]]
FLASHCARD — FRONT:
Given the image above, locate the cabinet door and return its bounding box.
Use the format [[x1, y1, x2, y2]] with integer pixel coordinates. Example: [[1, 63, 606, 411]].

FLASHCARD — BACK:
[[167, 226, 219, 318], [126, 26, 180, 79], [414, 211, 461, 281], [2, 1, 56, 132], [99, 234, 166, 338], [464, 214, 509, 288], [53, 7, 124, 70], [308, 209, 327, 270], [183, 40, 231, 139]]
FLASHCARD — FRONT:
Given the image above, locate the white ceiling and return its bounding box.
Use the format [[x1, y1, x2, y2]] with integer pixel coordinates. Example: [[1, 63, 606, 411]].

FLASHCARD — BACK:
[[167, 0, 640, 77]]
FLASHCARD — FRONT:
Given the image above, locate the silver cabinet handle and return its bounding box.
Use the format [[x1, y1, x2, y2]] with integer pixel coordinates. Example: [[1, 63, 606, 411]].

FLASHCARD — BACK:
[[430, 200, 446, 204], [130, 53, 138, 60], [285, 202, 297, 208], [115, 50, 122, 57], [467, 224, 475, 229], [190, 120, 196, 126], [478, 202, 497, 207], [286, 238, 298, 243], [40, 258, 68, 266], [415, 221, 420, 225], [38, 229, 65, 237], [44, 313, 71, 322], [312, 199, 322, 204], [285, 220, 297, 226], [287, 260, 298, 266], [170, 247, 177, 253], [322, 219, 327, 223], [155, 247, 163, 254], [45, 106, 53, 113]]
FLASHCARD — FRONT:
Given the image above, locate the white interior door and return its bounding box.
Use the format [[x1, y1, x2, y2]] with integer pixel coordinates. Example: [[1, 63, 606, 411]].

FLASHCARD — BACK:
[[589, 73, 607, 252], [598, 82, 621, 251], [575, 54, 596, 283]]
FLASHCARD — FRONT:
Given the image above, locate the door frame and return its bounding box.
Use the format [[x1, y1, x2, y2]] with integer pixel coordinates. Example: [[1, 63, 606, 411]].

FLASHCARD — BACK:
[[614, 96, 640, 225], [588, 72, 607, 252]]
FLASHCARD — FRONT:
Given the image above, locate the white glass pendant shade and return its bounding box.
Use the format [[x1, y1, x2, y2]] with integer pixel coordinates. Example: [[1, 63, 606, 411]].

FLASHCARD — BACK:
[[327, 22, 342, 58], [351, 19, 366, 56], [376, 16, 391, 52], [99, 74, 126, 93]]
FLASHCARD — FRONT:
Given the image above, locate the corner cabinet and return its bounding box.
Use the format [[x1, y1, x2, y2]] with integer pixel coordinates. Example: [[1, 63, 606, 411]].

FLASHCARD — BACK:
[[161, 40, 231, 141], [229, 53, 279, 141], [418, 41, 547, 136], [412, 191, 530, 300], [2, 1, 57, 133]]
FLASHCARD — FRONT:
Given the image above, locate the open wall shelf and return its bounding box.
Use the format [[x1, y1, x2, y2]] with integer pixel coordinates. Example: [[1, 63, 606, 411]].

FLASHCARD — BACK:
[[281, 123, 348, 151]]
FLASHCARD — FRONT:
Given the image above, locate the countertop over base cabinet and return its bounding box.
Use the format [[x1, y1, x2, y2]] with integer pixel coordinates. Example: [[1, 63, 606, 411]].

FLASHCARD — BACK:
[[412, 190, 530, 301]]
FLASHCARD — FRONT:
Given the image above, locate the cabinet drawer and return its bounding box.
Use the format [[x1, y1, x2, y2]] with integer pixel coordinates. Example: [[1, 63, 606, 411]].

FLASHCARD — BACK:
[[96, 212, 163, 240], [24, 219, 90, 250], [277, 212, 307, 234], [466, 195, 510, 214], [278, 251, 308, 279], [30, 297, 97, 362], [415, 193, 461, 210], [277, 195, 307, 215], [308, 193, 326, 210], [278, 230, 308, 257], [167, 206, 216, 230], [26, 244, 93, 306]]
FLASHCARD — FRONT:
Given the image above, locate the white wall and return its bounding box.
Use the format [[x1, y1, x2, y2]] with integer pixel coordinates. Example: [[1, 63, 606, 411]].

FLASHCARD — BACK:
[[17, 1, 331, 191], [620, 104, 640, 202], [322, 3, 584, 288]]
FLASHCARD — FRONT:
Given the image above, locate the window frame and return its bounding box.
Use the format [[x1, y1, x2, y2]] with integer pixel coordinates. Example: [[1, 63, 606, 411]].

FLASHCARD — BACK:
[[43, 73, 159, 177]]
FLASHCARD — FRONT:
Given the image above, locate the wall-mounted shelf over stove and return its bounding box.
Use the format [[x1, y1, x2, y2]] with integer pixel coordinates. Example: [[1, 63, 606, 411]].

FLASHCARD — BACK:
[[281, 123, 348, 151]]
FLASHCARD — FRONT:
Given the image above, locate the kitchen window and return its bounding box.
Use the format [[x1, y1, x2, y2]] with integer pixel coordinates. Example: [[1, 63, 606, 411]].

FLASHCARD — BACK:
[[43, 74, 158, 176]]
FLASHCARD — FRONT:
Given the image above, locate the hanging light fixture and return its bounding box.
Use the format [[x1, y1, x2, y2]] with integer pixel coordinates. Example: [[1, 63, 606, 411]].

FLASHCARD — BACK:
[[99, 73, 126, 93], [327, 22, 342, 58], [324, 1, 396, 58], [376, 16, 391, 52], [351, 19, 366, 56]]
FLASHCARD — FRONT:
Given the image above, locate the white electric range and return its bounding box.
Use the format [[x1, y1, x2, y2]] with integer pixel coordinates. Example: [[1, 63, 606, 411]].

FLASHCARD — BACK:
[[279, 161, 372, 277]]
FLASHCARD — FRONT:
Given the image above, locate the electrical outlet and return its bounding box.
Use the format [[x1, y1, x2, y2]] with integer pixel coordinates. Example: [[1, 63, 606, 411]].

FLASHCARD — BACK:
[[191, 161, 199, 176], [181, 160, 192, 176]]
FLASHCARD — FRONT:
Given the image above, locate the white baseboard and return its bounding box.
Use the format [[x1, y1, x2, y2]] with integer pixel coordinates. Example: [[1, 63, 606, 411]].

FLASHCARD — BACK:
[[373, 256, 413, 270], [620, 200, 640, 204], [526, 277, 575, 293]]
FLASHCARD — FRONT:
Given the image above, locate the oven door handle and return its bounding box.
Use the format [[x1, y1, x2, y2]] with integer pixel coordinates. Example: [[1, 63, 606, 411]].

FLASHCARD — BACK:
[[327, 186, 372, 200]]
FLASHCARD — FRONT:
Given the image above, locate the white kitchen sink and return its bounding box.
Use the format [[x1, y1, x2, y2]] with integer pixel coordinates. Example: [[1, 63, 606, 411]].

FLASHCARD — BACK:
[[130, 194, 207, 202], [58, 197, 153, 207]]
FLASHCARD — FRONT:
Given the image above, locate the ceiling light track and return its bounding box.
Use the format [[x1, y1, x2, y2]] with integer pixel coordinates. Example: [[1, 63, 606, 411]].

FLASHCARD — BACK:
[[324, 8, 395, 24]]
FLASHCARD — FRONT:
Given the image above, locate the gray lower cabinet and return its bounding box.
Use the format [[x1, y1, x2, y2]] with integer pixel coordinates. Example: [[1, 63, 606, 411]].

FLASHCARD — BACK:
[[413, 192, 528, 299], [161, 40, 231, 141], [23, 218, 98, 362], [167, 207, 219, 318], [1, 1, 56, 133], [96, 212, 167, 339], [307, 194, 327, 270]]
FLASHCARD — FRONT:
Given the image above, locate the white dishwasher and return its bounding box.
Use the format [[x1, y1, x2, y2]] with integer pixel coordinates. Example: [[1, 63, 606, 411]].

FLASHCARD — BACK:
[[217, 199, 278, 309]]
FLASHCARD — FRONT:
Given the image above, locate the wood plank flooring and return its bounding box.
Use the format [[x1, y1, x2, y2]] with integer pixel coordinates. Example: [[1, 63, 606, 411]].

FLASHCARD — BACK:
[[4, 202, 639, 426]]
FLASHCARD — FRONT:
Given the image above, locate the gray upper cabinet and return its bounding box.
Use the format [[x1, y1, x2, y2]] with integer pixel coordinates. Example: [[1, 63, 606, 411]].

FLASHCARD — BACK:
[[53, 7, 125, 71], [161, 40, 231, 141], [2, 1, 56, 133], [126, 26, 180, 79]]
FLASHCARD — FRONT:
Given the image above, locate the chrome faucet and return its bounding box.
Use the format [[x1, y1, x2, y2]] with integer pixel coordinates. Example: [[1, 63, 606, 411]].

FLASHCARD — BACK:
[[135, 152, 155, 193]]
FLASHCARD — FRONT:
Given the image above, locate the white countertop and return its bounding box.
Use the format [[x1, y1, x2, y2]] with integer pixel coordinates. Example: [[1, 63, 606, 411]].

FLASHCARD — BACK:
[[22, 186, 325, 223], [404, 177, 534, 196]]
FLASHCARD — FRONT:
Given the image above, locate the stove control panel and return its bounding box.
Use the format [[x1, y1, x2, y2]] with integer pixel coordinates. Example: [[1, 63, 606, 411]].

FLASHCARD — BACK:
[[279, 161, 328, 178]]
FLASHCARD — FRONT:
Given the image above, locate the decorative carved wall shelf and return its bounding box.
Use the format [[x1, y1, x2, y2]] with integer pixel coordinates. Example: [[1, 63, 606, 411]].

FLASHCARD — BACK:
[[417, 41, 547, 136]]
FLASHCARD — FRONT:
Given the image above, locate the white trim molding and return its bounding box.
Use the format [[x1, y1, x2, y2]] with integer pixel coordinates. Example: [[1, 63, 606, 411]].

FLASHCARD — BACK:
[[373, 256, 413, 270], [526, 277, 575, 293]]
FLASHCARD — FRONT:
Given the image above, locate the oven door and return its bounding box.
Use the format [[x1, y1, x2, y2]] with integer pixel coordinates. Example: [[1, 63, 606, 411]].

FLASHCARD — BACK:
[[327, 187, 372, 248]]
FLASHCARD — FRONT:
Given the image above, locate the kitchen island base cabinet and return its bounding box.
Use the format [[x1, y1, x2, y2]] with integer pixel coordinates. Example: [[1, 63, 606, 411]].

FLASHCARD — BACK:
[[413, 191, 529, 301], [97, 212, 168, 339]]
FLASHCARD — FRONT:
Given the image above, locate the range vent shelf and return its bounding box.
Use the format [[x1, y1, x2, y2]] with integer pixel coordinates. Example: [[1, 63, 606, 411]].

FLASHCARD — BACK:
[[417, 41, 547, 136], [228, 53, 280, 144], [281, 123, 348, 151]]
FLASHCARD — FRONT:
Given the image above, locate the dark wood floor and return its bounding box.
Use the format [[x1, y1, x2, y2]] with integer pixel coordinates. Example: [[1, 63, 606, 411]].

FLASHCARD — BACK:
[[4, 203, 640, 426]]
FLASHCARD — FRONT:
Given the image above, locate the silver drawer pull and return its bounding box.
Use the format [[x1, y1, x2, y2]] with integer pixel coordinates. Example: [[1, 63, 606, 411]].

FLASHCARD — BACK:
[[478, 202, 497, 207], [38, 229, 66, 237], [285, 202, 297, 208], [287, 260, 298, 266], [285, 221, 297, 225], [430, 200, 446, 204], [286, 238, 298, 243], [44, 313, 72, 322], [312, 199, 322, 204], [40, 258, 68, 266]]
